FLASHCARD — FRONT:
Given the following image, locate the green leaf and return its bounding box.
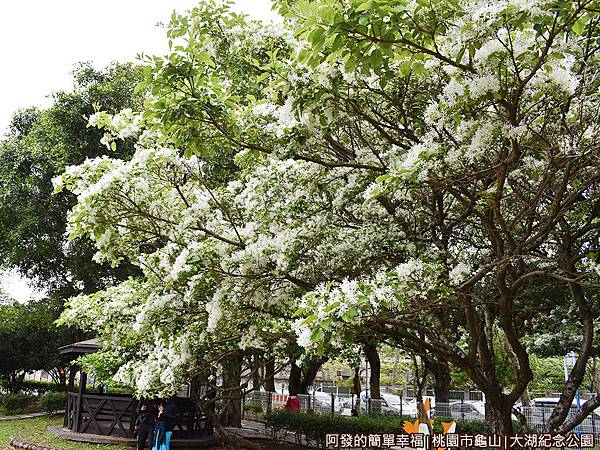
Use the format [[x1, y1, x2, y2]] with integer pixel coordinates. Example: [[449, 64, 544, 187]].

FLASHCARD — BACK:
[[356, 0, 375, 12], [302, 314, 319, 324], [197, 51, 216, 68], [256, 72, 270, 83], [412, 62, 427, 76], [572, 18, 587, 35], [308, 26, 325, 46], [311, 329, 323, 342], [399, 60, 412, 76], [324, 301, 340, 312]]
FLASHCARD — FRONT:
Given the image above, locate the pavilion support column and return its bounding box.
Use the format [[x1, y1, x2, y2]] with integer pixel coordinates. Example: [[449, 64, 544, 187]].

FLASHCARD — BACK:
[[73, 369, 87, 432], [65, 364, 77, 428], [67, 365, 76, 392]]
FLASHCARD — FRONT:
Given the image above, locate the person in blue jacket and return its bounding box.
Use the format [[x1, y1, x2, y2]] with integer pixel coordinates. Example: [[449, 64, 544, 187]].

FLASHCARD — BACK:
[[152, 398, 176, 450]]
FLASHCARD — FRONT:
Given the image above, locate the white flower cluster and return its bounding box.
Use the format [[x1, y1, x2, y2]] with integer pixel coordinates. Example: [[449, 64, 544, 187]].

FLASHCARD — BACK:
[[295, 260, 449, 349]]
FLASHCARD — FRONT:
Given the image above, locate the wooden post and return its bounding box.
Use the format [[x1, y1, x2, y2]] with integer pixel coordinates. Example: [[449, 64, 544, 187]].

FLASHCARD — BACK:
[[73, 369, 87, 432], [64, 394, 70, 428], [130, 398, 137, 438], [65, 365, 77, 428], [67, 365, 76, 393]]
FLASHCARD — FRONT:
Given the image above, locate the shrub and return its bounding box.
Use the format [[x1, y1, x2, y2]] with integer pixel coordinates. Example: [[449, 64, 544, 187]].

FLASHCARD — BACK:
[[265, 411, 534, 449], [21, 380, 66, 394], [0, 393, 35, 413], [244, 404, 265, 414], [436, 417, 534, 434], [39, 391, 68, 414], [265, 411, 409, 448]]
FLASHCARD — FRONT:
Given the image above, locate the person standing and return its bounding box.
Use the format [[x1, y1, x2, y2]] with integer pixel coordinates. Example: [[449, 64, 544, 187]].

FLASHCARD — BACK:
[[135, 399, 157, 450], [285, 392, 300, 412], [152, 398, 177, 450]]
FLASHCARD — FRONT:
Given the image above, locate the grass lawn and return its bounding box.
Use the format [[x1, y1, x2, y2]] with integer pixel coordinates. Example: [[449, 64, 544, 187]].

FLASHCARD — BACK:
[[0, 415, 311, 450], [0, 415, 130, 450]]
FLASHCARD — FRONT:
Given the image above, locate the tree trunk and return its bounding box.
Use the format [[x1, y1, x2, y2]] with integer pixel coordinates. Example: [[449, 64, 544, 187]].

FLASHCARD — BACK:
[[492, 402, 514, 435], [392, 353, 399, 390], [251, 354, 261, 391], [413, 356, 430, 425], [288, 356, 327, 394], [547, 277, 593, 432], [425, 359, 451, 404], [592, 358, 600, 393], [413, 355, 428, 404], [219, 353, 242, 428], [7, 371, 26, 394], [191, 374, 261, 450], [263, 359, 276, 392], [353, 366, 361, 412], [502, 333, 530, 407], [364, 343, 381, 399], [288, 362, 303, 395]]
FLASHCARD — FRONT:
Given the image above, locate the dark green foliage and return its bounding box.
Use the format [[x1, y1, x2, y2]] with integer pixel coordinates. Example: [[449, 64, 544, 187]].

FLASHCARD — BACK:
[[0, 63, 145, 397], [38, 392, 68, 414], [8, 107, 41, 137], [0, 62, 143, 299], [0, 300, 84, 394], [266, 411, 407, 444], [0, 393, 35, 413], [0, 301, 56, 393], [21, 380, 67, 394], [265, 411, 535, 448]]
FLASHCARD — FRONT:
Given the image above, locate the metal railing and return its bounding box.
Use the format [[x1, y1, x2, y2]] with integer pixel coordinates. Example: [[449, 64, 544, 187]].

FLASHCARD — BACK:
[[519, 405, 600, 435], [243, 391, 600, 436]]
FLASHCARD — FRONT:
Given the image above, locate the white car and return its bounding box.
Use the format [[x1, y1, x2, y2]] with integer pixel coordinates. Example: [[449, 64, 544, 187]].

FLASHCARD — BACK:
[[338, 392, 405, 415], [381, 393, 419, 416], [465, 400, 486, 417], [360, 392, 397, 415], [313, 390, 343, 413], [451, 400, 486, 420], [515, 397, 600, 432]]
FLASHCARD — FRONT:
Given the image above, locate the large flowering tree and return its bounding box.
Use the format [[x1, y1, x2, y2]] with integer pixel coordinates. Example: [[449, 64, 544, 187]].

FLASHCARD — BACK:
[[56, 0, 600, 435]]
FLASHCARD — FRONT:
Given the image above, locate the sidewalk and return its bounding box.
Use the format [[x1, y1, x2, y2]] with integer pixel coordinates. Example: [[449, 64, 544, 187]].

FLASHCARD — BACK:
[[48, 419, 302, 447], [0, 410, 64, 421]]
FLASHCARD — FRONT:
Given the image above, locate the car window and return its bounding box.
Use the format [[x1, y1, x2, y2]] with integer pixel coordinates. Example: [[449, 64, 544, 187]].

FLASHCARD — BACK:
[[452, 404, 475, 413]]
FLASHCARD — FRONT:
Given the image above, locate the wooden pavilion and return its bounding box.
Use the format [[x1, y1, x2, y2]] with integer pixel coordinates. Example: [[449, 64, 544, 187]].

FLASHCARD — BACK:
[[59, 339, 211, 440]]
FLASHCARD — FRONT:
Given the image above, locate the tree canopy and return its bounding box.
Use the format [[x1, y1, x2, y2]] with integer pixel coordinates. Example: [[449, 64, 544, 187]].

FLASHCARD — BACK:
[[54, 0, 600, 435], [0, 298, 82, 393], [0, 62, 143, 298]]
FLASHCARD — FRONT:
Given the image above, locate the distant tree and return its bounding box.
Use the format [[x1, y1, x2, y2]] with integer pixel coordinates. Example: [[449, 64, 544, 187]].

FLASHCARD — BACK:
[[0, 62, 144, 299], [529, 356, 568, 393], [0, 299, 79, 393], [8, 107, 41, 137]]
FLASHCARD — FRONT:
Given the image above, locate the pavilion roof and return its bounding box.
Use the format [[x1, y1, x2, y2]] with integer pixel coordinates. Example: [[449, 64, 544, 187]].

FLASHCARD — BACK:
[[59, 338, 101, 355]]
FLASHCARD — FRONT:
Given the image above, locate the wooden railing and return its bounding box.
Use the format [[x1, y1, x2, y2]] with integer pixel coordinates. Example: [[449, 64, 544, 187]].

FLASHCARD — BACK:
[[65, 392, 135, 437], [64, 393, 210, 438]]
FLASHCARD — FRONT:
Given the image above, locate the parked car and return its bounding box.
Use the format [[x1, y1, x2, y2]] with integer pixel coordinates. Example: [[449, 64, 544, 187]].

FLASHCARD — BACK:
[[312, 391, 343, 413], [515, 397, 600, 432], [439, 400, 486, 420], [465, 400, 486, 417], [362, 396, 398, 415], [338, 391, 409, 415], [381, 393, 419, 416]]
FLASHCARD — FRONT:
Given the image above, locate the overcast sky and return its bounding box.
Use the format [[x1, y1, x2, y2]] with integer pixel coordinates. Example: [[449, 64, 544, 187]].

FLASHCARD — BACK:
[[0, 0, 279, 302]]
